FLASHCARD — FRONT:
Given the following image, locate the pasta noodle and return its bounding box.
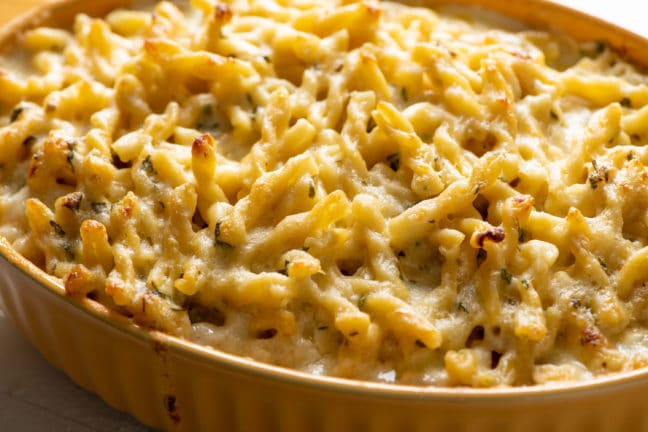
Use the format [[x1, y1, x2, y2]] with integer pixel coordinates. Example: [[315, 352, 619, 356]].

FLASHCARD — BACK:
[[2, 0, 648, 387]]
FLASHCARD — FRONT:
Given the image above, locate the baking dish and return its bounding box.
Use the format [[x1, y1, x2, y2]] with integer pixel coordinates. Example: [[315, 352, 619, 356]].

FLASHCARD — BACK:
[[2, 0, 648, 431]]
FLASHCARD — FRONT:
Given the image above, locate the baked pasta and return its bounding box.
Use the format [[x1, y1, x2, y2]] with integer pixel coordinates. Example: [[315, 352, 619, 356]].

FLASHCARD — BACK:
[[2, 0, 648, 387]]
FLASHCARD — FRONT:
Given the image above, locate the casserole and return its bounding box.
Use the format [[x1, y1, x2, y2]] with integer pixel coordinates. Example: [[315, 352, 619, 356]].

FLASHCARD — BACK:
[[2, 0, 648, 430]]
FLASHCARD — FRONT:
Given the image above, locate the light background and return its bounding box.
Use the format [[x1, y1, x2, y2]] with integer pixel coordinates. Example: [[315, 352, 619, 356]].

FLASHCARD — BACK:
[[0, 1, 642, 431]]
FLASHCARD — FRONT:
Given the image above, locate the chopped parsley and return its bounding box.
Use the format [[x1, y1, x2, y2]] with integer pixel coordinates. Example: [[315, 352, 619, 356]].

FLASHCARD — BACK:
[[500, 268, 512, 284], [66, 140, 76, 170], [214, 222, 233, 249], [357, 293, 368, 309], [197, 104, 219, 130], [62, 240, 74, 260], [588, 160, 608, 189], [49, 220, 66, 236], [142, 155, 157, 175], [517, 227, 526, 243]]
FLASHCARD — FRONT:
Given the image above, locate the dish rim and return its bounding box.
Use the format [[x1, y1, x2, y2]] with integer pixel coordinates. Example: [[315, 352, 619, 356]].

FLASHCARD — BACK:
[[6, 235, 648, 401], [3, 0, 648, 400]]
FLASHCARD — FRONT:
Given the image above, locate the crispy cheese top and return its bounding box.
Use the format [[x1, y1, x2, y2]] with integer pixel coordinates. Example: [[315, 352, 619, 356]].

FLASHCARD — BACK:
[[2, 0, 648, 386]]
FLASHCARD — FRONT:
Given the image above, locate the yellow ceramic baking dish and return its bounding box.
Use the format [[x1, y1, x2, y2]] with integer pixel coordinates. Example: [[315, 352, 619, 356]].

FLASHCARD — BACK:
[[2, 1, 648, 431]]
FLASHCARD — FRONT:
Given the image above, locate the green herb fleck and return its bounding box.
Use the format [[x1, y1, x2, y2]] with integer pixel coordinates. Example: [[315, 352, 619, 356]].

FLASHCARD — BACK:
[[500, 268, 512, 284], [62, 240, 74, 260], [142, 155, 157, 175], [517, 227, 526, 243], [357, 293, 368, 309], [521, 279, 530, 289], [49, 220, 66, 236], [456, 302, 468, 313], [588, 160, 608, 189], [620, 97, 632, 108], [66, 140, 75, 169], [197, 104, 220, 130], [214, 222, 233, 249], [589, 175, 600, 189], [263, 55, 271, 63], [386, 153, 400, 171]]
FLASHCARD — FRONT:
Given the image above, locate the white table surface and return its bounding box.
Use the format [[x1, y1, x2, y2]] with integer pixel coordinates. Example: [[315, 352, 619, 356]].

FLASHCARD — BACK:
[[0, 1, 643, 431]]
